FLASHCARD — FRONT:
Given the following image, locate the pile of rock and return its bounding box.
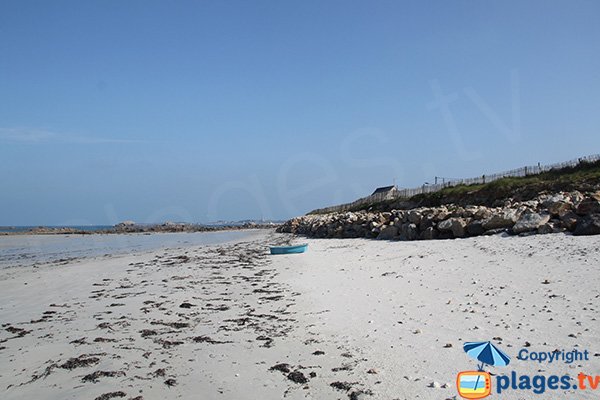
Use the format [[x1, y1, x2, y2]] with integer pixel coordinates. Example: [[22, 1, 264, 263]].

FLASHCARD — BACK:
[[277, 191, 600, 240]]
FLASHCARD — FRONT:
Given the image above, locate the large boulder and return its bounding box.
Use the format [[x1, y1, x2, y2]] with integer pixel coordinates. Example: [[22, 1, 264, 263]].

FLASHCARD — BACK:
[[438, 218, 467, 238], [437, 219, 452, 231], [539, 220, 566, 234], [547, 201, 571, 216], [377, 225, 398, 240], [482, 209, 520, 230], [575, 193, 600, 215], [419, 215, 435, 231], [434, 207, 450, 221], [407, 210, 423, 225], [473, 207, 492, 220], [559, 211, 580, 231], [513, 212, 551, 234], [399, 223, 419, 241], [466, 220, 486, 236], [419, 227, 438, 240], [573, 214, 600, 236]]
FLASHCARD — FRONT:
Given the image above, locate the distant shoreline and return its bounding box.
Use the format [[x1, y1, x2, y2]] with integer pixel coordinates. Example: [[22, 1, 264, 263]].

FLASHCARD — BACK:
[[0, 222, 281, 236]]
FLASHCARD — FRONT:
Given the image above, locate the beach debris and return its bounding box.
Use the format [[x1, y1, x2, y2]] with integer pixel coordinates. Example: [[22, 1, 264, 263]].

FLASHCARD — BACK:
[[164, 378, 177, 386], [139, 329, 158, 338], [332, 364, 353, 372], [150, 321, 189, 329], [312, 350, 325, 355], [330, 381, 357, 391], [191, 335, 231, 344], [443, 343, 453, 348], [287, 370, 308, 384], [94, 392, 126, 400], [5, 326, 31, 337], [94, 337, 117, 343], [155, 339, 184, 349], [69, 337, 88, 346], [60, 354, 103, 370], [270, 363, 292, 373], [151, 368, 166, 377], [81, 370, 126, 383], [255, 335, 274, 347], [349, 390, 373, 399]]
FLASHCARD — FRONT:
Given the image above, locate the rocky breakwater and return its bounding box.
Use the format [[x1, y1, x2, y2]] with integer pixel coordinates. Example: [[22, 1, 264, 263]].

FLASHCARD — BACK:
[[277, 191, 600, 240]]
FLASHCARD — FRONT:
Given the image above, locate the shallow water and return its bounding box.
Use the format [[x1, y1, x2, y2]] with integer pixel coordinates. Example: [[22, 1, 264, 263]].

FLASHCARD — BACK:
[[0, 230, 264, 268]]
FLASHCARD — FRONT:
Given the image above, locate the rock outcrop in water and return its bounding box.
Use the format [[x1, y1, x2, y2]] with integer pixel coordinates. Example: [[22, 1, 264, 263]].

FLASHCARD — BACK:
[[278, 191, 600, 239]]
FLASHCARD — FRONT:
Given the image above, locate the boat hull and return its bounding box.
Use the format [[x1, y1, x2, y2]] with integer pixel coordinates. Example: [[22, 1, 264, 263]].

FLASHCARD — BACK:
[[269, 244, 308, 255]]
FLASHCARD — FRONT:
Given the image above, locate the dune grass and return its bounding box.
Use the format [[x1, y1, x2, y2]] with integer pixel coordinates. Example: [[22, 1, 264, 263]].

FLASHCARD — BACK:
[[361, 159, 600, 211]]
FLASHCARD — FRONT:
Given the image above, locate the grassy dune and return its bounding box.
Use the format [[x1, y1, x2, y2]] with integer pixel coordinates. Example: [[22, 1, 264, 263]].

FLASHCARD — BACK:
[[361, 159, 600, 211]]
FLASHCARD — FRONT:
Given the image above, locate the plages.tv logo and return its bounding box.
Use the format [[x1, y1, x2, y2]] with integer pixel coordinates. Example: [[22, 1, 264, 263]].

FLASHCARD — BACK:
[[456, 341, 511, 399]]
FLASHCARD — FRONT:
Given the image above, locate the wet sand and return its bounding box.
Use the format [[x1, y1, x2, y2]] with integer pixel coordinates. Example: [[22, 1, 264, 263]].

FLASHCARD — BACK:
[[1, 230, 599, 399]]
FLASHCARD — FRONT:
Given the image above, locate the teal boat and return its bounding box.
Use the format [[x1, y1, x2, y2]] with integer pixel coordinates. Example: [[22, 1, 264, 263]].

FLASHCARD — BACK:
[[269, 244, 308, 255]]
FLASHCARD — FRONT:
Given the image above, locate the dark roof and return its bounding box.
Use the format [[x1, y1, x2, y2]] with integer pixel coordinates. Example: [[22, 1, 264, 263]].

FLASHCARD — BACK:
[[371, 185, 396, 195]]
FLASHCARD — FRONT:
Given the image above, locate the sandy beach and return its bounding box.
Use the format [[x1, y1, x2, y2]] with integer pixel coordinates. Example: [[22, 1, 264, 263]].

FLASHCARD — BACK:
[[1, 230, 599, 400]]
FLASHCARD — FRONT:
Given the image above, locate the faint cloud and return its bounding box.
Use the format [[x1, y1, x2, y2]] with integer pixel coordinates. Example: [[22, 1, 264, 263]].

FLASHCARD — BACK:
[[0, 127, 146, 144]]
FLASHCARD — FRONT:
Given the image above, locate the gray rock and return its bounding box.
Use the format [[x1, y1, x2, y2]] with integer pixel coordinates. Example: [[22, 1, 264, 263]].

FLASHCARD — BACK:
[[559, 211, 579, 231], [452, 218, 467, 237], [575, 193, 600, 215], [434, 208, 450, 221], [407, 210, 422, 224], [438, 218, 467, 238], [482, 209, 520, 230], [116, 220, 136, 227], [573, 214, 600, 236], [547, 201, 571, 216], [419, 227, 438, 240], [513, 212, 550, 234], [473, 207, 492, 220], [540, 220, 566, 234], [377, 225, 398, 240], [419, 215, 435, 231], [466, 220, 485, 236], [437, 219, 453, 231], [483, 228, 506, 235], [462, 206, 479, 218], [400, 223, 419, 241], [541, 193, 567, 208], [537, 223, 554, 235]]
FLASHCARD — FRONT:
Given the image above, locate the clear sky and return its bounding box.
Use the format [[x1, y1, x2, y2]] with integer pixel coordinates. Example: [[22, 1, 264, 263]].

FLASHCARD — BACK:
[[1, 0, 599, 225]]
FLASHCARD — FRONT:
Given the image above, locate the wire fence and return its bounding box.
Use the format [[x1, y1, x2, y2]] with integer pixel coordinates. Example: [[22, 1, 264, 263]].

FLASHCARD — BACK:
[[309, 153, 600, 214]]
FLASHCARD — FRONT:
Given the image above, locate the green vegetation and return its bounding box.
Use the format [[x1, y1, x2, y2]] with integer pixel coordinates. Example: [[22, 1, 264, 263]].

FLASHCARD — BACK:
[[362, 159, 600, 211]]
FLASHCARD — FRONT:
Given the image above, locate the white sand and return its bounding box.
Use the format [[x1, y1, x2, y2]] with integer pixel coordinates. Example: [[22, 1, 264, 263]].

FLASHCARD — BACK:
[[1, 230, 599, 400]]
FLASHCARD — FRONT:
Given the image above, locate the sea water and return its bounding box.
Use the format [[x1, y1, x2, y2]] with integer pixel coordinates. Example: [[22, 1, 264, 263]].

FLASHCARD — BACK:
[[0, 230, 263, 269]]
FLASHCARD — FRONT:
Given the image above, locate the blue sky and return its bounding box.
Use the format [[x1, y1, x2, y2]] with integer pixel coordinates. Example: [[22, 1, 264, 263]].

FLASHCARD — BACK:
[[1, 0, 599, 225]]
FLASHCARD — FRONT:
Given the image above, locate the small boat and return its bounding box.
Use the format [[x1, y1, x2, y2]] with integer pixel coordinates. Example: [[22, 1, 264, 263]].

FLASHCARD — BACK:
[[269, 244, 308, 255]]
